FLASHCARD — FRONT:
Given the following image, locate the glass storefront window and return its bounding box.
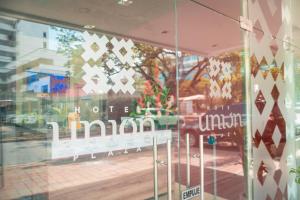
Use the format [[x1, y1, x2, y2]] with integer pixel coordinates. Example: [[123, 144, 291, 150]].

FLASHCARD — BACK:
[[0, 0, 299, 199], [0, 16, 178, 199]]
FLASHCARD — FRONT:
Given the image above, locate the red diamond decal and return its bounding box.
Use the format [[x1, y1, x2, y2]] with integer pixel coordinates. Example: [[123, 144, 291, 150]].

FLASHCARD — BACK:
[[259, 57, 269, 79], [271, 85, 280, 101], [255, 90, 266, 114], [269, 40, 279, 57], [253, 130, 262, 148], [266, 195, 272, 200], [283, 185, 288, 198], [257, 161, 267, 185], [273, 169, 282, 185], [274, 189, 283, 199], [270, 60, 279, 80], [251, 55, 259, 77], [262, 102, 286, 158]]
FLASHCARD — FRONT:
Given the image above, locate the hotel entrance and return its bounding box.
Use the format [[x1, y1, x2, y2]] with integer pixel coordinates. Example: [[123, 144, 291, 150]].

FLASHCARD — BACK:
[[0, 0, 299, 200]]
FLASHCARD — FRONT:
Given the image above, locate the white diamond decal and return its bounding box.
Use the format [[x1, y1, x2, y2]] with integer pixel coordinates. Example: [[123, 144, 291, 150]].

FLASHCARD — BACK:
[[81, 31, 109, 62], [221, 62, 232, 80], [222, 82, 232, 99], [111, 68, 135, 94], [209, 79, 221, 98], [82, 63, 111, 94], [106, 59, 115, 69], [80, 32, 137, 95], [208, 58, 220, 77], [111, 37, 135, 66], [207, 58, 232, 99], [272, 125, 281, 148]]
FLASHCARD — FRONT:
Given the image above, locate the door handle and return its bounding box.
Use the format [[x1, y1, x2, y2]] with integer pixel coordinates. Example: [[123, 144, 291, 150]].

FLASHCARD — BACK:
[[186, 134, 204, 199], [167, 139, 172, 200], [199, 135, 204, 200], [186, 134, 191, 188], [153, 137, 158, 200], [153, 137, 172, 200]]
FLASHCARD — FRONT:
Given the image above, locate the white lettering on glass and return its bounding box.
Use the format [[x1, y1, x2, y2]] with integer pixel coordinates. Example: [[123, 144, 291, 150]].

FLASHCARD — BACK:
[[74, 106, 80, 113], [198, 112, 244, 131], [47, 118, 172, 160], [92, 106, 99, 113], [109, 106, 114, 112]]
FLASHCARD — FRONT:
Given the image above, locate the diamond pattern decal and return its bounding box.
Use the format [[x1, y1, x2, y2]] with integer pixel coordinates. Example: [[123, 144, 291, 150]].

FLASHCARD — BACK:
[[111, 68, 135, 95], [82, 63, 110, 94], [208, 58, 220, 77], [221, 82, 232, 99], [82, 32, 109, 62], [273, 169, 282, 185], [271, 85, 279, 101], [249, 0, 294, 199], [254, 130, 262, 148], [272, 125, 281, 148], [257, 161, 267, 185], [209, 79, 221, 98], [251, 55, 260, 77], [81, 31, 136, 95], [255, 90, 266, 114], [207, 58, 233, 99], [111, 37, 135, 66], [221, 62, 232, 80]]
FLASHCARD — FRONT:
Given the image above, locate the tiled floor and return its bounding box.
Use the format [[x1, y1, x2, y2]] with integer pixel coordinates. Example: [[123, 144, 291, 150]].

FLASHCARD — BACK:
[[0, 146, 244, 200], [0, 147, 165, 200]]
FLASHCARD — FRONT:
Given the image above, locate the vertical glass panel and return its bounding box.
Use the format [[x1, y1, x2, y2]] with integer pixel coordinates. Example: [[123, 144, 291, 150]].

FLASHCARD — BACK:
[[176, 0, 246, 199], [0, 0, 177, 199], [248, 0, 299, 199], [290, 5, 300, 198], [294, 2, 300, 193]]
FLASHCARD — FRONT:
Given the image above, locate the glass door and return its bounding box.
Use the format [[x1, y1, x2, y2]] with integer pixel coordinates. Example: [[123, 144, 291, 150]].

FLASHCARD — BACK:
[[0, 1, 178, 199], [175, 0, 247, 199]]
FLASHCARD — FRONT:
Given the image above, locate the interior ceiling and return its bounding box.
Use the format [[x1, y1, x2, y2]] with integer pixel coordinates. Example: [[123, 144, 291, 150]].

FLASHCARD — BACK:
[[0, 0, 242, 56], [0, 0, 299, 56]]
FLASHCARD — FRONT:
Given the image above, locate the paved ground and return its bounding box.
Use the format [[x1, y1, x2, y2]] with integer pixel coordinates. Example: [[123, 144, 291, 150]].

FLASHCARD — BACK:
[[0, 142, 245, 200], [2, 140, 49, 166]]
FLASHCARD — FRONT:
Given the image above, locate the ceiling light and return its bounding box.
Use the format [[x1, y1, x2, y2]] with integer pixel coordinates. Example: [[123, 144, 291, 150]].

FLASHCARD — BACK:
[[84, 24, 95, 29], [118, 0, 133, 6]]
